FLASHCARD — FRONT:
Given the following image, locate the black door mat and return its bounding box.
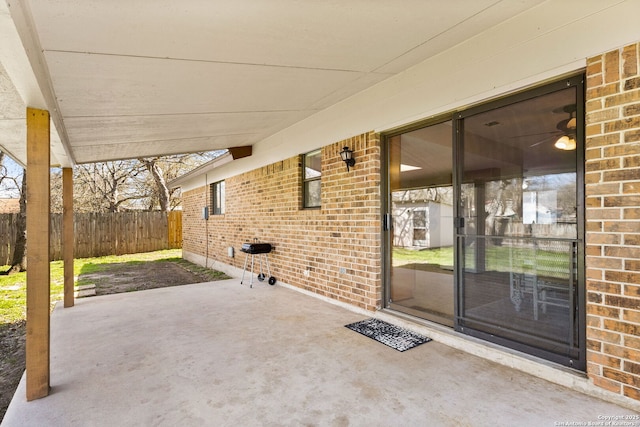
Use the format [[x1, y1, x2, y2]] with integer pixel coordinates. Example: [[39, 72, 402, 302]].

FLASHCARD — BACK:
[[345, 318, 432, 352]]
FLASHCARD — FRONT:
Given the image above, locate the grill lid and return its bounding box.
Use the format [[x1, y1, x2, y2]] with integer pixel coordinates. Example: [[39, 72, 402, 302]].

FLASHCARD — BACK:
[[240, 243, 273, 254]]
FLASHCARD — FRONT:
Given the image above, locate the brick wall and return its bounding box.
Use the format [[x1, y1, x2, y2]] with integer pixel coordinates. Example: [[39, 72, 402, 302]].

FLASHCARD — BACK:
[[182, 45, 640, 403], [182, 185, 207, 257], [585, 42, 640, 401], [182, 132, 382, 311]]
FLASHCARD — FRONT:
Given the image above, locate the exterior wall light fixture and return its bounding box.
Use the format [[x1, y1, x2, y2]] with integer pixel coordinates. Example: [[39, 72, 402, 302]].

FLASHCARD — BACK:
[[340, 146, 355, 171]]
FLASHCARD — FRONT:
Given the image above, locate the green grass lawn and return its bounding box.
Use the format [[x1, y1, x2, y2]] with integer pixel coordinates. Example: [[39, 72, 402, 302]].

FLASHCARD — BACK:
[[393, 244, 571, 279], [0, 249, 185, 327], [392, 246, 454, 267]]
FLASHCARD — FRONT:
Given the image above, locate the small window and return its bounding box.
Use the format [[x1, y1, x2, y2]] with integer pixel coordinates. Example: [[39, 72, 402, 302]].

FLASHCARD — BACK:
[[303, 149, 321, 208], [209, 180, 225, 215]]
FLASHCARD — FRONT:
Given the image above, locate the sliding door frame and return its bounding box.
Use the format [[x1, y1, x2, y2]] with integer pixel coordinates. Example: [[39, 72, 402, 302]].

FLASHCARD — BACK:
[[381, 74, 586, 370]]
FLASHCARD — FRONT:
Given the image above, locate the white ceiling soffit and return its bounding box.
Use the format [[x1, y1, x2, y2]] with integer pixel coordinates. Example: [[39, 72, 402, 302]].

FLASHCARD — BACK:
[[2, 0, 545, 166], [0, 1, 68, 167]]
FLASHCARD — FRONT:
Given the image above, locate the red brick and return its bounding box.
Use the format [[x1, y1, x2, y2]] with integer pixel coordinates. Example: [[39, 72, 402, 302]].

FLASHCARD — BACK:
[[587, 304, 620, 318], [586, 196, 602, 208], [622, 44, 639, 78], [586, 99, 603, 113], [587, 133, 621, 148], [626, 260, 640, 271], [622, 182, 640, 193], [587, 339, 601, 351], [602, 367, 640, 388], [587, 223, 603, 234], [586, 209, 621, 221], [605, 245, 640, 259], [603, 319, 640, 336], [603, 195, 640, 207], [626, 129, 640, 142], [604, 294, 640, 309], [585, 182, 620, 195], [587, 108, 619, 124], [603, 169, 640, 182], [587, 315, 601, 328], [623, 385, 640, 400], [586, 124, 602, 137], [587, 158, 621, 172], [592, 375, 622, 393], [590, 257, 623, 270], [588, 350, 621, 368], [587, 74, 603, 89], [627, 336, 640, 350], [587, 361, 601, 375], [605, 89, 640, 108], [585, 172, 602, 185], [585, 147, 601, 161], [625, 77, 640, 91], [592, 257, 625, 271], [624, 157, 640, 168], [604, 142, 640, 157], [623, 308, 640, 322], [586, 268, 603, 280], [625, 360, 640, 375], [624, 208, 640, 219], [587, 280, 622, 295], [604, 116, 640, 133], [624, 103, 640, 117], [586, 60, 602, 77], [605, 50, 620, 83], [589, 83, 620, 100], [587, 326, 621, 344], [586, 245, 602, 257], [604, 344, 640, 365], [588, 291, 603, 303], [602, 220, 640, 232]]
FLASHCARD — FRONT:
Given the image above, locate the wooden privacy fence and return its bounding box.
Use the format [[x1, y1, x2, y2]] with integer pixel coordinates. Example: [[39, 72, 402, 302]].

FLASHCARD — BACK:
[[0, 211, 182, 264]]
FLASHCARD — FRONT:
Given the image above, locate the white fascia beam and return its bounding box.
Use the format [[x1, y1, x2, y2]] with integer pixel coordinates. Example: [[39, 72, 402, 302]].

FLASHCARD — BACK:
[[1, 0, 74, 167]]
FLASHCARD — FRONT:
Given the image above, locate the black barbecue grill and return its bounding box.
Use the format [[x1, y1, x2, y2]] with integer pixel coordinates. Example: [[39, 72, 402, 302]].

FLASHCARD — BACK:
[[240, 242, 272, 254], [240, 240, 276, 287]]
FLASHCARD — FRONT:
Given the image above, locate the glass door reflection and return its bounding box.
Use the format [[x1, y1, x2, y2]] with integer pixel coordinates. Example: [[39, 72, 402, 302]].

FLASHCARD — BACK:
[[388, 121, 454, 326]]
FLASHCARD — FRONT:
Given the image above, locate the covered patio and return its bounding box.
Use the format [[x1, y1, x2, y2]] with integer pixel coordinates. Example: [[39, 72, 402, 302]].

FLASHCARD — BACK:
[[3, 278, 635, 426], [2, 0, 640, 412]]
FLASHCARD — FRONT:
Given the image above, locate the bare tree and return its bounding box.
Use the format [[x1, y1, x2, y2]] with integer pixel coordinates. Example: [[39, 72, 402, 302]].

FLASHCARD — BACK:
[[139, 158, 170, 212], [138, 152, 224, 211], [0, 152, 27, 273], [6, 169, 27, 274], [74, 161, 147, 212], [49, 151, 225, 213]]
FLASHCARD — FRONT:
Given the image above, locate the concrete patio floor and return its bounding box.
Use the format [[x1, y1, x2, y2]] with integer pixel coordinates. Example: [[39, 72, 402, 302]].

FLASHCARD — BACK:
[[3, 278, 638, 426]]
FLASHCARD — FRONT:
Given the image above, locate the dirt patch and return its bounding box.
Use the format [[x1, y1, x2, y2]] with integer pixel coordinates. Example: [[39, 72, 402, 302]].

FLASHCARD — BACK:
[[82, 260, 226, 295], [0, 258, 228, 422], [0, 320, 25, 422]]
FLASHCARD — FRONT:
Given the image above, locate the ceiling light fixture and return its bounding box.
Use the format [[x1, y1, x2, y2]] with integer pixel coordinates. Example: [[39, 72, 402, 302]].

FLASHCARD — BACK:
[[554, 104, 577, 151], [554, 135, 576, 150]]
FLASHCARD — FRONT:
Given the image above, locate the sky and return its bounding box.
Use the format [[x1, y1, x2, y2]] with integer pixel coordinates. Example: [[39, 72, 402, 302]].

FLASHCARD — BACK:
[[0, 153, 23, 198]]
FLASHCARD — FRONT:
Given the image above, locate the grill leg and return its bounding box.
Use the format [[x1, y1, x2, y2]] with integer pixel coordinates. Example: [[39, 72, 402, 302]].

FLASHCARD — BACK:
[[240, 252, 249, 285], [249, 254, 255, 288]]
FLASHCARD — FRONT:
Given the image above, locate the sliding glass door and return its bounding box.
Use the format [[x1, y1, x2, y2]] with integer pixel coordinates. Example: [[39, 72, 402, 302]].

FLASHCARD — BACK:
[[455, 78, 584, 368], [384, 76, 585, 369], [387, 121, 455, 326]]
